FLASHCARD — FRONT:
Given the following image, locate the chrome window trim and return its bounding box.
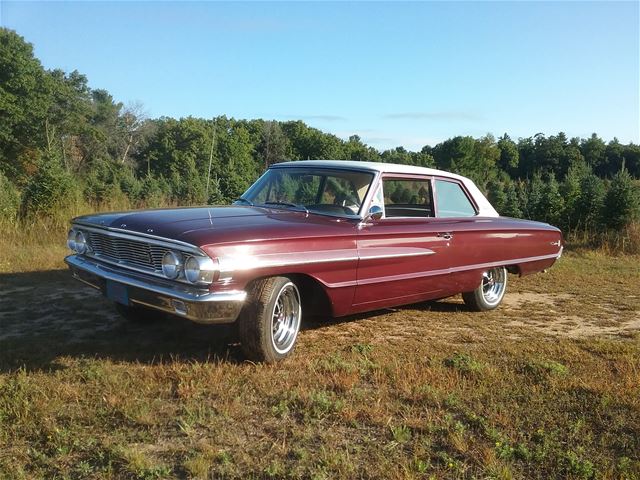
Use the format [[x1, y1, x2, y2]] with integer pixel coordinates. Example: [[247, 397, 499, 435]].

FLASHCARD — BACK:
[[259, 165, 379, 219], [433, 177, 480, 218]]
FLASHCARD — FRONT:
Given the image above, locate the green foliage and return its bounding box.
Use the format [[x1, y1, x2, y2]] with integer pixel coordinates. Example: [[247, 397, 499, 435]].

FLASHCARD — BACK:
[[84, 158, 141, 204], [602, 167, 640, 230], [502, 180, 523, 218], [138, 175, 172, 208], [497, 134, 519, 173], [390, 424, 412, 443], [443, 353, 484, 374], [433, 135, 499, 189], [537, 173, 564, 226], [575, 174, 606, 230], [0, 171, 20, 222], [1, 27, 639, 242], [487, 179, 507, 215], [560, 161, 591, 230], [0, 29, 50, 178], [20, 153, 80, 218], [522, 360, 569, 381]]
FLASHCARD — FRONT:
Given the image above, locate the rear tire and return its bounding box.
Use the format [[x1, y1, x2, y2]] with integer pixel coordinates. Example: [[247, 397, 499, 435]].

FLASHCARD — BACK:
[[237, 276, 302, 363], [115, 303, 161, 323], [462, 267, 508, 311]]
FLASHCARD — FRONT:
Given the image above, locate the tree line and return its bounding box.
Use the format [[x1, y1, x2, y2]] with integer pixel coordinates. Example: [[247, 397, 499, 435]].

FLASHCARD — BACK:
[[1, 28, 638, 241]]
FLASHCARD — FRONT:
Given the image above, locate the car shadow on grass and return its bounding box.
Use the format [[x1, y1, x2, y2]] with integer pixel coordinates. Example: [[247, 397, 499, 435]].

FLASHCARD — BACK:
[[0, 269, 245, 372], [0, 269, 470, 372], [302, 297, 470, 331]]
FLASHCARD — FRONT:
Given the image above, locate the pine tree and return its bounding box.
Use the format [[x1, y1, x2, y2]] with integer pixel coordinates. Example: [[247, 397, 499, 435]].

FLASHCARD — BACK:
[[602, 167, 639, 230], [487, 179, 507, 214], [502, 180, 523, 218], [537, 173, 565, 226], [575, 174, 606, 231], [524, 172, 544, 220], [561, 160, 591, 231]]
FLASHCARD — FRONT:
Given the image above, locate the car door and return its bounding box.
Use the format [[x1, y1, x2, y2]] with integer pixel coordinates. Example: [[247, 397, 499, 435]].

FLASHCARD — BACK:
[[353, 174, 456, 312], [431, 177, 494, 293]]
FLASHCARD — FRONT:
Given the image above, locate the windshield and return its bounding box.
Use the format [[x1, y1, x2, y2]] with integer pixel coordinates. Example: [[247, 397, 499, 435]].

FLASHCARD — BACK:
[[238, 168, 375, 217]]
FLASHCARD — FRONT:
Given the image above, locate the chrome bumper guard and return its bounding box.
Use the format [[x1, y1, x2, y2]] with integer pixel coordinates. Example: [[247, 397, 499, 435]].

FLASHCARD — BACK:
[[65, 255, 246, 324]]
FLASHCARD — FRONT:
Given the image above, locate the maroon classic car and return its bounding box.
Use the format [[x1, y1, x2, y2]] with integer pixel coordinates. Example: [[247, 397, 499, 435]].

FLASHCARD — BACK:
[[66, 160, 563, 362]]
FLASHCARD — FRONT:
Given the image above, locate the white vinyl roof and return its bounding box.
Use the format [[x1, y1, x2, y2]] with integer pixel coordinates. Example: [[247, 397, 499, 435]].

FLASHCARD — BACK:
[[273, 160, 499, 217], [274, 160, 464, 179]]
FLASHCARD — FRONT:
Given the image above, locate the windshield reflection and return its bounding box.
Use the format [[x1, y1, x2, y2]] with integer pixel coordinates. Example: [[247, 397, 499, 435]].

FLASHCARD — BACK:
[[237, 168, 375, 218]]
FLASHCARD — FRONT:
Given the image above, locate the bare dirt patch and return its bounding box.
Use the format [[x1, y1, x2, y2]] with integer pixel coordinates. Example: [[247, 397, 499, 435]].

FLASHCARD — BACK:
[[500, 292, 640, 339]]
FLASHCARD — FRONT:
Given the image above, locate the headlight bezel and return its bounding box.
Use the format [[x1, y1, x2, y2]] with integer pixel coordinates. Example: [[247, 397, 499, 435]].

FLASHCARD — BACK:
[[75, 230, 88, 254], [68, 228, 90, 254], [161, 251, 183, 280], [184, 255, 218, 285], [67, 229, 77, 252]]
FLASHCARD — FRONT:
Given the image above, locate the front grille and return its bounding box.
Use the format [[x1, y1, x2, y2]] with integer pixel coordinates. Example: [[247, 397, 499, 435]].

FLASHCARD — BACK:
[[87, 231, 170, 273]]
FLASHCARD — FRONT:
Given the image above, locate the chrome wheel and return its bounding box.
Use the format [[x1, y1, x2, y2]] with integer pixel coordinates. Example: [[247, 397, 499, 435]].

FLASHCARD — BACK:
[[481, 267, 507, 306], [270, 282, 301, 355]]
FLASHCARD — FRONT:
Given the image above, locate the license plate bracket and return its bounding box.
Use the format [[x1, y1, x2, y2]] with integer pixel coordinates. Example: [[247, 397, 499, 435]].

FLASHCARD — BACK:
[[105, 280, 129, 306]]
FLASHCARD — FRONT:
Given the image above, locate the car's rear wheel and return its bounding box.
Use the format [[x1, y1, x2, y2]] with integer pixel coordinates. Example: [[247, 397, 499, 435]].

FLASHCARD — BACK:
[[237, 276, 302, 363], [115, 303, 161, 323], [462, 267, 508, 311]]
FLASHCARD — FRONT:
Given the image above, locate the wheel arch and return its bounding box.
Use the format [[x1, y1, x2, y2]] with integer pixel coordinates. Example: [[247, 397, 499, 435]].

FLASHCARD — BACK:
[[245, 273, 334, 319]]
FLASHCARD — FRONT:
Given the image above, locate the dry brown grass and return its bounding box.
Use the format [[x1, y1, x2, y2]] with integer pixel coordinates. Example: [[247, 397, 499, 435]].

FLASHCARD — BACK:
[[566, 222, 640, 255], [0, 235, 639, 478]]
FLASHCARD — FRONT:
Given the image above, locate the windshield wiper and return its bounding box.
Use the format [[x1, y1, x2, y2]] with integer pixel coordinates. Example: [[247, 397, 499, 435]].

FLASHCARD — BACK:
[[233, 197, 254, 206], [262, 200, 309, 214]]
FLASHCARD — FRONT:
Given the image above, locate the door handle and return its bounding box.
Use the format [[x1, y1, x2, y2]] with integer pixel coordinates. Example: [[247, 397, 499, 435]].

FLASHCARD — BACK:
[[437, 232, 453, 240]]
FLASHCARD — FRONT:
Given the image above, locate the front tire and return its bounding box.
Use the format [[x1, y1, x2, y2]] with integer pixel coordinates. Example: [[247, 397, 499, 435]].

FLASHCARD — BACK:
[[462, 267, 508, 311], [237, 276, 302, 363]]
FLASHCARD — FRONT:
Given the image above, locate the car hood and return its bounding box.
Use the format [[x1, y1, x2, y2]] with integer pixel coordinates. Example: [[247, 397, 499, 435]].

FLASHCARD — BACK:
[[73, 206, 359, 247]]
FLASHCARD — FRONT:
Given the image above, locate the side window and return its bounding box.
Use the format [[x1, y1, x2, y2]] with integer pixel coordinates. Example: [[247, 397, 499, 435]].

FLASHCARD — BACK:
[[382, 178, 433, 218], [435, 180, 476, 217]]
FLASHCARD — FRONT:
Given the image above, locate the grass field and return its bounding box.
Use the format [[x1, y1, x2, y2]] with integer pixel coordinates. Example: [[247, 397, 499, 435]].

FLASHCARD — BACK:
[[0, 242, 639, 479]]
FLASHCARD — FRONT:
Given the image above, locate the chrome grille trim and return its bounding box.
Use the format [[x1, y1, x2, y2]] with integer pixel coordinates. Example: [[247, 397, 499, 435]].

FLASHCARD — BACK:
[[87, 232, 163, 272], [71, 224, 208, 283], [72, 222, 205, 255]]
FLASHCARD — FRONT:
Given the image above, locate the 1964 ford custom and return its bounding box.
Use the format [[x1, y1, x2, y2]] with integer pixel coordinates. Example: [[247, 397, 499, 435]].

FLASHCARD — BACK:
[[66, 160, 563, 362]]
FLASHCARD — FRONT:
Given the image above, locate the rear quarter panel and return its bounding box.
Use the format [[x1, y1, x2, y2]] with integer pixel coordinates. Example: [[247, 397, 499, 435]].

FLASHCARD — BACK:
[[444, 216, 563, 292]]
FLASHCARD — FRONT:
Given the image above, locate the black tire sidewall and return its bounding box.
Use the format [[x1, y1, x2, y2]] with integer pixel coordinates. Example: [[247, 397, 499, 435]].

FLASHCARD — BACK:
[[238, 276, 301, 363], [463, 267, 507, 311]]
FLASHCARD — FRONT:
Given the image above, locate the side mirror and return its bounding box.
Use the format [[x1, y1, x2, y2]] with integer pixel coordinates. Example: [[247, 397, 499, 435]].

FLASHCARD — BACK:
[[366, 205, 383, 222]]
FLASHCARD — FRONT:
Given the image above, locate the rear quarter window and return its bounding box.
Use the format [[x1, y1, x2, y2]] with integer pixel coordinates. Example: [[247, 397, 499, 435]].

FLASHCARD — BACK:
[[435, 180, 476, 217]]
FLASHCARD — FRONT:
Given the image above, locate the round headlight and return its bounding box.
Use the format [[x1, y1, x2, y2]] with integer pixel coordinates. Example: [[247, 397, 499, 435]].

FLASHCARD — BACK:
[[67, 229, 77, 252], [185, 256, 217, 284], [162, 251, 183, 279], [75, 231, 88, 254]]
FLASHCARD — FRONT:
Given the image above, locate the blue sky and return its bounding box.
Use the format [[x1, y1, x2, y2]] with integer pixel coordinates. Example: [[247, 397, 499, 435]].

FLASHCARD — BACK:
[[2, 1, 638, 150]]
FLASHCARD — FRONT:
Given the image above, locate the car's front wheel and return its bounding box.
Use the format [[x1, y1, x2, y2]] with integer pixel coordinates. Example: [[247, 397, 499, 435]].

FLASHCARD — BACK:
[[462, 267, 508, 311], [237, 276, 302, 363]]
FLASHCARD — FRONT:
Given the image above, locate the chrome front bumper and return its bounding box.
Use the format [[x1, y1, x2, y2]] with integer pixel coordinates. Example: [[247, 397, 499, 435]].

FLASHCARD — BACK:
[[65, 255, 246, 324]]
